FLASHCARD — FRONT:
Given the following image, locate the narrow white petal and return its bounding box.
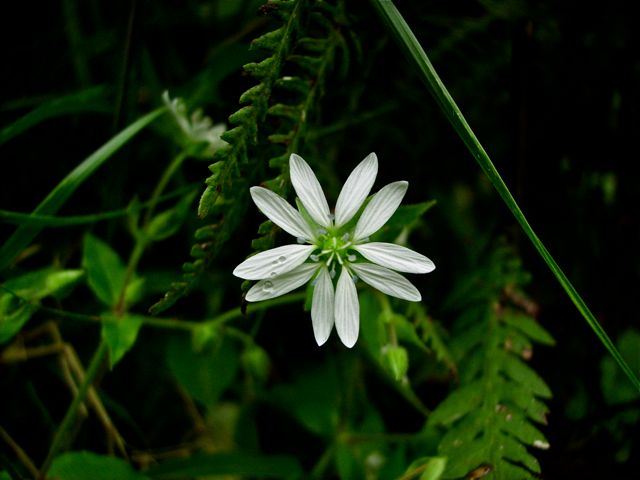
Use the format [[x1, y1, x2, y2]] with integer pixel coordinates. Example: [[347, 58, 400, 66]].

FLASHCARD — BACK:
[[334, 268, 359, 348], [250, 186, 314, 240], [353, 181, 408, 241], [334, 153, 378, 227], [245, 263, 318, 302], [311, 267, 335, 346], [350, 263, 421, 302], [353, 242, 435, 274], [289, 154, 332, 228], [233, 244, 315, 280]]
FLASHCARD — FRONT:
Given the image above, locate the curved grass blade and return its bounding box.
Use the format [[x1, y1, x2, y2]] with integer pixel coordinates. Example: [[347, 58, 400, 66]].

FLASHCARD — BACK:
[[0, 86, 110, 146], [370, 0, 640, 393], [0, 107, 166, 272]]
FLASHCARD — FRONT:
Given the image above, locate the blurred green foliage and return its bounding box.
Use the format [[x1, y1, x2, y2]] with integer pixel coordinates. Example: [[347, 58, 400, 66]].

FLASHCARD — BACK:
[[1, 0, 639, 479]]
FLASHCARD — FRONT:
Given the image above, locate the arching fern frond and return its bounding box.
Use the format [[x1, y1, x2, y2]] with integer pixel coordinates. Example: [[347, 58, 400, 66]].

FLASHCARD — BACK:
[[150, 0, 352, 314], [428, 246, 554, 479]]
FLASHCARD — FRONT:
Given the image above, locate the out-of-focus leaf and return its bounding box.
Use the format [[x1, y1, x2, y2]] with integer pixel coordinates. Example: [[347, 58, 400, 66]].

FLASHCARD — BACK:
[[145, 452, 302, 479], [601, 329, 640, 405], [270, 361, 339, 436], [403, 456, 447, 480], [145, 191, 197, 242], [0, 267, 83, 343], [167, 334, 239, 407], [83, 234, 126, 307], [48, 451, 149, 480], [102, 313, 144, 368]]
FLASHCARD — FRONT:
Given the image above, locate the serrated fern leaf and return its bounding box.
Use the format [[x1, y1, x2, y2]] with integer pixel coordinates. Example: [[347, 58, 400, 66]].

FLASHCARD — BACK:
[[151, 0, 354, 313], [429, 247, 553, 479]]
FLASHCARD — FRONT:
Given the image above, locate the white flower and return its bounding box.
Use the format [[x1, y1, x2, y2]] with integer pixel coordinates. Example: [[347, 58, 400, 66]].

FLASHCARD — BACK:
[[233, 153, 435, 348], [162, 91, 227, 155]]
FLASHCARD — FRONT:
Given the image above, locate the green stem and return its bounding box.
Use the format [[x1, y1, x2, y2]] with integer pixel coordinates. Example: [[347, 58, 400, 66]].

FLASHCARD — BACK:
[[142, 151, 188, 226], [43, 291, 308, 332], [0, 186, 195, 227], [39, 341, 108, 477], [371, 0, 640, 393]]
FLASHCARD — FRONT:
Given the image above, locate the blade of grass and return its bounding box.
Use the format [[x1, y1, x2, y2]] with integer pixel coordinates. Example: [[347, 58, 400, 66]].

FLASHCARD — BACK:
[[0, 86, 110, 146], [370, 0, 640, 393], [0, 107, 166, 272]]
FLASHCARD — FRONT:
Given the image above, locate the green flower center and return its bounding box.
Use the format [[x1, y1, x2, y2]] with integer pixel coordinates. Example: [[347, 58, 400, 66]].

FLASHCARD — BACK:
[[312, 231, 357, 271]]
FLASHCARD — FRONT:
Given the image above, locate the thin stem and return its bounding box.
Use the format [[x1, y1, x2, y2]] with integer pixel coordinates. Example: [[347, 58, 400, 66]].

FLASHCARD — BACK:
[[39, 340, 108, 477], [142, 151, 188, 226], [0, 425, 40, 479], [0, 185, 196, 227], [371, 0, 640, 393]]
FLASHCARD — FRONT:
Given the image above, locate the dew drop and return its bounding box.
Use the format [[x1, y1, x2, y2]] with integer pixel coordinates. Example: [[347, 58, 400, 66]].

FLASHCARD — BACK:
[[328, 213, 335, 221], [347, 254, 357, 262], [330, 268, 336, 279], [310, 254, 320, 262], [342, 233, 350, 242], [277, 255, 286, 264], [270, 271, 278, 277], [317, 228, 327, 236], [296, 237, 306, 244], [311, 278, 318, 286], [352, 275, 359, 284], [263, 281, 274, 292]]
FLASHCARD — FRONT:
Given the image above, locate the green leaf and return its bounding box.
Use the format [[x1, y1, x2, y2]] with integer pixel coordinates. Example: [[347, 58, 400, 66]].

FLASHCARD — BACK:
[[166, 334, 239, 406], [101, 313, 144, 368], [270, 362, 339, 436], [145, 191, 197, 242], [403, 457, 447, 480], [48, 451, 149, 480], [83, 234, 126, 307], [0, 297, 37, 344], [145, 452, 302, 479], [0, 107, 165, 272], [503, 311, 555, 346], [0, 267, 83, 343]]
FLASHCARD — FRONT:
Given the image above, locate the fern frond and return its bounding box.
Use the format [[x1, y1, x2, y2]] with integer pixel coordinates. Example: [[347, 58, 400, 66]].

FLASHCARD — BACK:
[[151, 0, 352, 314], [428, 246, 554, 479]]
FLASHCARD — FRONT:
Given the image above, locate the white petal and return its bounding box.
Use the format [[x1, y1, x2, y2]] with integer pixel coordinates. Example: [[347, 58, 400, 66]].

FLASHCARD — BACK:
[[334, 268, 359, 348], [250, 187, 314, 241], [233, 244, 316, 280], [334, 153, 378, 227], [311, 267, 335, 346], [353, 242, 435, 274], [245, 263, 318, 302], [353, 181, 408, 241], [289, 154, 332, 228], [350, 263, 421, 302]]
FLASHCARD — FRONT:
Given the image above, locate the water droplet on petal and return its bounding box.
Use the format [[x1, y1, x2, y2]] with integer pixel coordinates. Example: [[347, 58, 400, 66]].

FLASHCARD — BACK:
[[263, 281, 274, 292], [328, 213, 335, 221], [296, 237, 306, 244], [270, 271, 277, 277], [277, 255, 286, 264], [317, 228, 327, 236], [347, 254, 356, 262], [342, 233, 350, 242], [310, 254, 319, 262], [330, 268, 336, 279], [352, 275, 359, 284]]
